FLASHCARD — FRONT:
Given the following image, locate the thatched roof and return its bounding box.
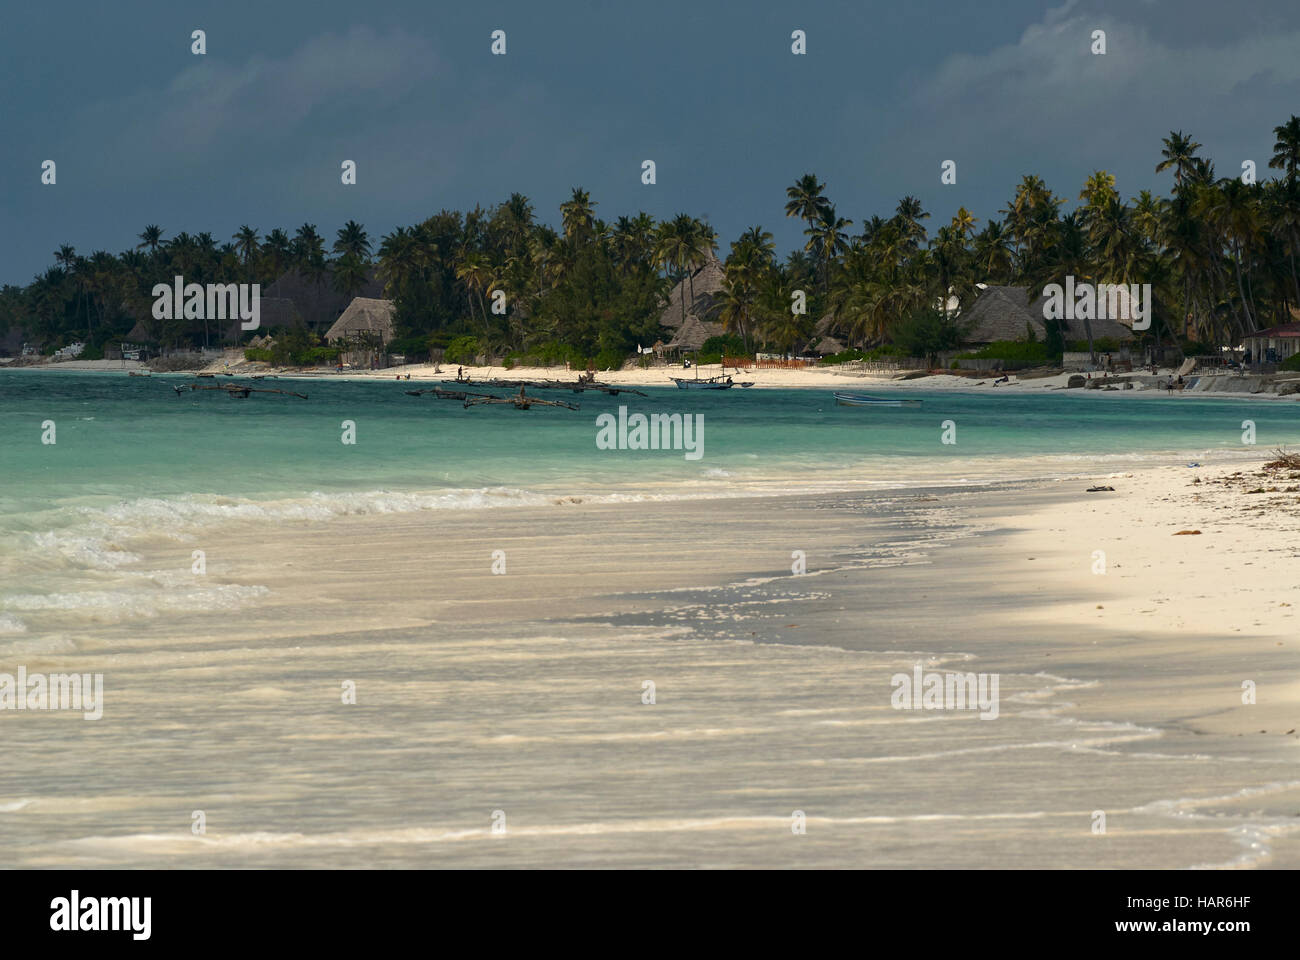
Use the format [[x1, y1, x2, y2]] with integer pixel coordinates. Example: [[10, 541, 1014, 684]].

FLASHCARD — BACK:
[[812, 335, 845, 356], [665, 314, 722, 351], [125, 319, 153, 342], [960, 286, 1134, 343], [325, 297, 396, 343], [660, 255, 727, 331], [264, 266, 383, 329]]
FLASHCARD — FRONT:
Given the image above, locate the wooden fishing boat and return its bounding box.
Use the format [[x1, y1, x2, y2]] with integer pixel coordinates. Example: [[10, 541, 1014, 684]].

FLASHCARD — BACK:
[[442, 377, 646, 397], [671, 377, 731, 389], [670, 364, 752, 389], [833, 392, 921, 407], [462, 387, 578, 411], [406, 387, 497, 401], [173, 382, 308, 400]]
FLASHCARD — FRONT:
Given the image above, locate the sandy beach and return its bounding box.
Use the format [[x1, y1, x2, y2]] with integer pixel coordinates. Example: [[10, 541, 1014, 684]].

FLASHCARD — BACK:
[[22, 354, 1300, 404], [3, 454, 1297, 869]]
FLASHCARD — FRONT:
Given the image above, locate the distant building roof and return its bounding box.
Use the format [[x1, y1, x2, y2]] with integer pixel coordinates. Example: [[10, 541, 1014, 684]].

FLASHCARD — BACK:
[[325, 297, 396, 343], [812, 335, 845, 355], [659, 255, 726, 333], [1245, 323, 1300, 339], [664, 314, 721, 351], [960, 285, 1134, 343], [264, 266, 383, 329]]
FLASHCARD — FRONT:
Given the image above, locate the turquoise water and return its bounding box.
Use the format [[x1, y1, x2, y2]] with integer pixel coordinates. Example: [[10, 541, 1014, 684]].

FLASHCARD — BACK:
[[4, 368, 1296, 632], [3, 371, 1298, 516], [4, 370, 1298, 867]]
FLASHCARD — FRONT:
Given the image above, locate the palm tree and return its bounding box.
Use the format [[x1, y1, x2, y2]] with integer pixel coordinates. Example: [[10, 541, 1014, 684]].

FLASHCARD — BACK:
[[293, 224, 328, 294], [501, 193, 535, 253], [950, 207, 978, 240], [758, 267, 812, 354], [455, 253, 492, 333], [233, 226, 260, 281], [377, 226, 418, 299], [1270, 115, 1300, 181], [683, 217, 718, 308], [1193, 179, 1259, 336], [262, 229, 291, 283], [560, 188, 596, 243], [53, 246, 93, 340], [333, 221, 371, 261], [805, 205, 852, 295], [137, 226, 164, 257], [1156, 131, 1203, 189], [973, 221, 1014, 283], [332, 254, 370, 299], [711, 265, 757, 351], [736, 226, 776, 266], [654, 216, 696, 325], [930, 224, 972, 318], [893, 196, 930, 249], [785, 174, 829, 226]]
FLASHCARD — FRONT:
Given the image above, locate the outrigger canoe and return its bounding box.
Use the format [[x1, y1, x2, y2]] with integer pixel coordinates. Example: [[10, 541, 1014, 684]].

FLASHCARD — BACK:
[[833, 392, 922, 407], [670, 376, 755, 389]]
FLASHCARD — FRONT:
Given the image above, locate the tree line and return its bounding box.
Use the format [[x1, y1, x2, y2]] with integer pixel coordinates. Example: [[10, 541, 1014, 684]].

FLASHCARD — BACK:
[[3, 115, 1297, 364]]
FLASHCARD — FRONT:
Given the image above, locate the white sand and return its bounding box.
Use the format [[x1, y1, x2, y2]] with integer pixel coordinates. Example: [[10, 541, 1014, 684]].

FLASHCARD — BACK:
[[4, 459, 1298, 867]]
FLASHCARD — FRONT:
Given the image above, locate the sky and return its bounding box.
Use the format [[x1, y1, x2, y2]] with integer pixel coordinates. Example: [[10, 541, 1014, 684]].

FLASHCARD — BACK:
[[3, 0, 1300, 286]]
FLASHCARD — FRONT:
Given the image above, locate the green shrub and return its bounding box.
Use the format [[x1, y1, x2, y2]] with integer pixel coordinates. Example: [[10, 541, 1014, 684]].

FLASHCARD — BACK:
[[384, 335, 429, 362], [445, 336, 482, 365], [893, 308, 972, 366], [244, 347, 272, 362], [1066, 337, 1124, 353], [954, 340, 1052, 369], [1280, 354, 1300, 372], [594, 347, 627, 371], [302, 346, 340, 365], [698, 334, 746, 364]]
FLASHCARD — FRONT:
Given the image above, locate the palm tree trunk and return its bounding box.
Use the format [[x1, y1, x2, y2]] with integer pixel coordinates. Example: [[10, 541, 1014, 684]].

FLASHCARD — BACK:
[[1231, 245, 1254, 331]]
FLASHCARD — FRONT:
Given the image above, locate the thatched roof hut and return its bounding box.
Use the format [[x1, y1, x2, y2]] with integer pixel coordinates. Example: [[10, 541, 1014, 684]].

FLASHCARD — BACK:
[[660, 255, 727, 338], [325, 297, 396, 344], [665, 315, 718, 352], [960, 286, 1133, 344], [812, 335, 846, 356], [264, 267, 383, 330]]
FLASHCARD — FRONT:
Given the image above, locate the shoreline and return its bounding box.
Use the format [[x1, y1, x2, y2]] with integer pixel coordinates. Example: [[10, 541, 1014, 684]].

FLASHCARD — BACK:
[[8, 356, 1300, 399], [3, 459, 1298, 867]]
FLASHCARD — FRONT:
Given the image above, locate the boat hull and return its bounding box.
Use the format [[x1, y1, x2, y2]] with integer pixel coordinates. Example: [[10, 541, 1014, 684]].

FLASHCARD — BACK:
[[672, 379, 733, 389]]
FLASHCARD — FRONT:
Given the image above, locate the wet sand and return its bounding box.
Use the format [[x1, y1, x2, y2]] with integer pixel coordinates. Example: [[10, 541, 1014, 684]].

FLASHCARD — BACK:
[[3, 465, 1297, 868]]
